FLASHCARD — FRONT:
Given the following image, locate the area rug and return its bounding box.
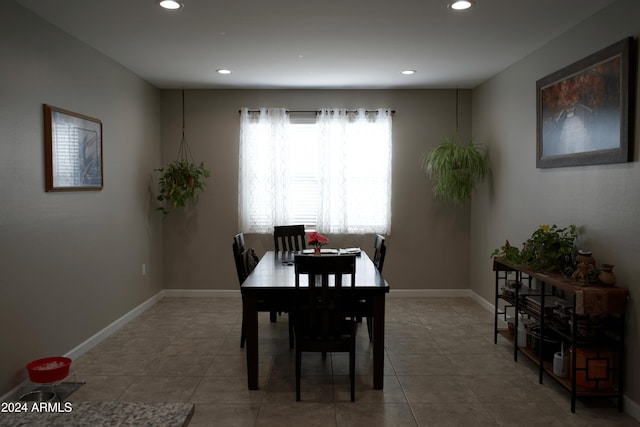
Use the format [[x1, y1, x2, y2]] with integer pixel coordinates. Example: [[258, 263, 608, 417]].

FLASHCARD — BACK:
[[0, 402, 194, 427]]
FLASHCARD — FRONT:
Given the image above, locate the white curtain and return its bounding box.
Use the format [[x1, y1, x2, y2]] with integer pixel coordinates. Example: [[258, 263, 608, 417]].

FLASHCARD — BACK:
[[239, 107, 392, 234], [316, 108, 392, 234], [239, 107, 289, 232]]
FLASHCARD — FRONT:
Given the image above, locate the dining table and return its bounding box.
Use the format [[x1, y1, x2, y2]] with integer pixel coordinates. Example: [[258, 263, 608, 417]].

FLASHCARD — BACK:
[[240, 249, 390, 390]]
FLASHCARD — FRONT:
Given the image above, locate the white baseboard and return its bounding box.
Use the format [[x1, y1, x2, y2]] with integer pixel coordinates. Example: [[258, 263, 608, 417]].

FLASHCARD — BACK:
[[162, 289, 241, 298], [468, 290, 495, 313], [164, 289, 476, 299], [624, 396, 640, 421], [623, 396, 640, 421], [64, 292, 164, 361], [388, 289, 472, 298]]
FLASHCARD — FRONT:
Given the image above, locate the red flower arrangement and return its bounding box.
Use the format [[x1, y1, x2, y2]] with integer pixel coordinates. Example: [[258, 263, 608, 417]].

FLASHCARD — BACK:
[[307, 231, 329, 248]]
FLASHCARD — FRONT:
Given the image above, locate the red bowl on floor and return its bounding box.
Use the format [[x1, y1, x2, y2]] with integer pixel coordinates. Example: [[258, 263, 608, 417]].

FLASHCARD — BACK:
[[26, 356, 72, 383]]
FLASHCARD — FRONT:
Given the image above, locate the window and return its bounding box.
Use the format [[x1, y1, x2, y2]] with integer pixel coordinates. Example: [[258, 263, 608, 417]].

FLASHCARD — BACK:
[[239, 108, 392, 234]]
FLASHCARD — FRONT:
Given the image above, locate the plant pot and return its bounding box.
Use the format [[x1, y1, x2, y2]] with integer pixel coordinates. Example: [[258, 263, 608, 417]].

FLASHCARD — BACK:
[[314, 247, 321, 256]]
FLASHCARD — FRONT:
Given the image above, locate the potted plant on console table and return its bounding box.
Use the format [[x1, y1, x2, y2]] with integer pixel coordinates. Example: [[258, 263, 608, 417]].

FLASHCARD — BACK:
[[491, 224, 578, 278]]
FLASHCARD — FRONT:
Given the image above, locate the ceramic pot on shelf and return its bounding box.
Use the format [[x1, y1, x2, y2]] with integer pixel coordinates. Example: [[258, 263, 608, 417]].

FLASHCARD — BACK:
[[576, 250, 596, 267], [599, 264, 616, 286]]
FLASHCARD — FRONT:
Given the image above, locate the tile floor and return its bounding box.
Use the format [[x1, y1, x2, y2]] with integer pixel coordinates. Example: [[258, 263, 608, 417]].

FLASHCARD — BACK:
[[68, 297, 639, 426]]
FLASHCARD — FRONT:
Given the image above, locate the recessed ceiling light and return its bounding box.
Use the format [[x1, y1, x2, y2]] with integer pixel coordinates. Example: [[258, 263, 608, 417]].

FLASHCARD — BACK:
[[401, 70, 416, 75], [158, 0, 183, 10], [448, 1, 474, 10], [217, 69, 232, 75]]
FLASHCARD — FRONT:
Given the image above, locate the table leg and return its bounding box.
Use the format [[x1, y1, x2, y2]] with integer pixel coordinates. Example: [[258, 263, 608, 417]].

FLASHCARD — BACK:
[[242, 292, 259, 390], [372, 293, 385, 389]]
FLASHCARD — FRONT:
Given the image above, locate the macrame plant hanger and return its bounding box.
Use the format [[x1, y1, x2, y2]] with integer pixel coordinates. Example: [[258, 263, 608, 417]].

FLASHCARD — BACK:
[[455, 87, 460, 137], [177, 89, 194, 163]]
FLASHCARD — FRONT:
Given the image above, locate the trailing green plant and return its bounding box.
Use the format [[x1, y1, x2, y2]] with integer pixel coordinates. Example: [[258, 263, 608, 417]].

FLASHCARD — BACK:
[[155, 160, 210, 215], [491, 224, 577, 276], [420, 134, 489, 206]]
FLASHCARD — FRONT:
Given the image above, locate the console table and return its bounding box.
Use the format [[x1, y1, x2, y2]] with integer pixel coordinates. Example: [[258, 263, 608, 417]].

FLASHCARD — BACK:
[[493, 258, 628, 413]]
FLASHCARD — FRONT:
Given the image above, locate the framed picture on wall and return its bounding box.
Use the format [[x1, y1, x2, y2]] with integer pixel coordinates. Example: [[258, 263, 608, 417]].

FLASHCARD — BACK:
[[536, 37, 633, 168], [44, 104, 103, 191]]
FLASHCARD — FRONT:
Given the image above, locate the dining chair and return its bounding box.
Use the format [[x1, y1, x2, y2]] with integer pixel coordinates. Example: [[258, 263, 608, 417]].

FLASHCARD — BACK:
[[366, 235, 387, 340], [273, 225, 306, 252], [233, 232, 249, 282], [293, 254, 357, 402], [373, 234, 387, 273], [233, 232, 286, 347], [354, 234, 387, 342]]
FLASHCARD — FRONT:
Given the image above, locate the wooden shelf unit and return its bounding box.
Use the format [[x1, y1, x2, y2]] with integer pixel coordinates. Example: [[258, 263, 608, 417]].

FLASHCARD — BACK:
[[493, 258, 628, 413]]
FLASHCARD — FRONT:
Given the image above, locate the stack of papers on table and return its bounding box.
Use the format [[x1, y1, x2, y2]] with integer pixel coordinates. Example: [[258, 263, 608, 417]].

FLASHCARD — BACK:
[[302, 248, 339, 254], [301, 248, 360, 255], [340, 248, 361, 255]]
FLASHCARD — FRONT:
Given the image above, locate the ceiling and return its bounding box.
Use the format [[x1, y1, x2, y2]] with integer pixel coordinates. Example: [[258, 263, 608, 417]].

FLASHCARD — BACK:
[[16, 0, 616, 89]]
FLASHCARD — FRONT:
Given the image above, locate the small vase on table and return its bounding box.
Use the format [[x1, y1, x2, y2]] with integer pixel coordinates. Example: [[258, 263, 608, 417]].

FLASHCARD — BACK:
[[307, 231, 329, 256], [599, 264, 616, 286]]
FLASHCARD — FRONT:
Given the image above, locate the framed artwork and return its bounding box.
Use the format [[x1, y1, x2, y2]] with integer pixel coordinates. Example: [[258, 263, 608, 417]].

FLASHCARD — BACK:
[[536, 37, 633, 168], [44, 104, 103, 191]]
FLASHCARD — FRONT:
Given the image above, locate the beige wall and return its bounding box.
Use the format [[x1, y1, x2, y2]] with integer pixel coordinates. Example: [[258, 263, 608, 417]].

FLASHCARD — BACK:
[[159, 89, 473, 293], [0, 3, 163, 394], [470, 0, 640, 408]]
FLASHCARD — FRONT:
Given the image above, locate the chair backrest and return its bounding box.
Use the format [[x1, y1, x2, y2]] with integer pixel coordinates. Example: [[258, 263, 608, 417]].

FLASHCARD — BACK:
[[294, 255, 356, 339], [233, 232, 259, 284], [234, 232, 246, 253], [233, 233, 246, 283], [373, 234, 386, 273], [274, 225, 306, 251]]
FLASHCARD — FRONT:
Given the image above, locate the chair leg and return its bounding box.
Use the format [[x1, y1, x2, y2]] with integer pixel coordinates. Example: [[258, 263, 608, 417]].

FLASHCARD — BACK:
[[366, 316, 373, 342], [350, 343, 356, 402], [295, 347, 302, 401], [270, 310, 277, 323], [240, 319, 245, 348], [288, 314, 294, 349]]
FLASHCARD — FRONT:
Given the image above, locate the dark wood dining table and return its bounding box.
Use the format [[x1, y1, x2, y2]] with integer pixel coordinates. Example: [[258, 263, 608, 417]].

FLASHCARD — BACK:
[[240, 250, 390, 390]]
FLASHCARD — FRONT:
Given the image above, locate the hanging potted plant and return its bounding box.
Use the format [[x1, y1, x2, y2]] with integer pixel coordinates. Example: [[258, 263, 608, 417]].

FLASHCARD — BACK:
[[155, 90, 210, 215], [420, 133, 488, 206], [156, 160, 210, 214], [420, 89, 489, 206]]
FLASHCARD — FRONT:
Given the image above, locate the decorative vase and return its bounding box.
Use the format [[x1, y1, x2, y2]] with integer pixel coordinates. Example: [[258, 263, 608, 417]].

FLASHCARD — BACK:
[[576, 250, 596, 267], [599, 264, 616, 286], [314, 246, 321, 256]]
